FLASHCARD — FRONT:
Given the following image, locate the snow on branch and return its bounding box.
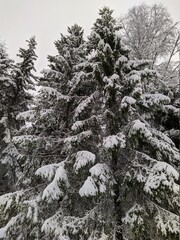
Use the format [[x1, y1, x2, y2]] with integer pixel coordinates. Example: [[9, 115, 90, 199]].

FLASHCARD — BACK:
[[24, 197, 39, 223], [41, 212, 63, 238], [129, 119, 152, 139], [35, 163, 61, 181], [121, 96, 136, 108], [123, 204, 144, 228], [0, 191, 23, 213], [42, 180, 64, 203], [41, 69, 63, 79], [42, 209, 98, 239], [128, 72, 141, 84], [74, 91, 99, 119], [140, 93, 170, 108], [126, 151, 179, 197], [73, 151, 96, 172], [155, 210, 180, 237], [64, 130, 92, 145], [41, 162, 69, 203], [116, 55, 128, 65], [144, 161, 179, 195], [79, 176, 98, 197], [54, 163, 69, 186], [124, 60, 151, 70], [16, 110, 35, 121], [13, 135, 42, 148], [103, 133, 126, 149], [38, 86, 69, 101], [79, 163, 114, 197], [0, 214, 23, 239], [71, 115, 97, 132], [129, 121, 179, 164], [89, 163, 111, 183]]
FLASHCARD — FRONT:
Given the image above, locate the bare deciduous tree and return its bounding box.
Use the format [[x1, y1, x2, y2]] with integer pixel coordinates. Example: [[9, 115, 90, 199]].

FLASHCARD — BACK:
[[158, 31, 180, 85], [119, 3, 178, 68]]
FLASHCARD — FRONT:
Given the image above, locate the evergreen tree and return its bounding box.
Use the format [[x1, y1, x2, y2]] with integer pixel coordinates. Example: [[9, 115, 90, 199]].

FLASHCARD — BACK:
[[152, 82, 180, 149], [0, 37, 37, 195], [0, 25, 86, 239], [52, 7, 178, 240], [14, 36, 37, 117], [37, 8, 179, 240], [0, 9, 179, 240], [119, 4, 180, 149], [0, 42, 16, 195]]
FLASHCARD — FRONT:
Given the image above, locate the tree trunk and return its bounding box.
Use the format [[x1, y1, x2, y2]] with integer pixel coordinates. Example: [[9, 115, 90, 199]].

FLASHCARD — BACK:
[[114, 186, 124, 240], [112, 150, 124, 240]]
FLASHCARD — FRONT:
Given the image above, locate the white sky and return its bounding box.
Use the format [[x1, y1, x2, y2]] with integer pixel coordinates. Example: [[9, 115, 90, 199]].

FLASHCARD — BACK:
[[0, 0, 179, 72]]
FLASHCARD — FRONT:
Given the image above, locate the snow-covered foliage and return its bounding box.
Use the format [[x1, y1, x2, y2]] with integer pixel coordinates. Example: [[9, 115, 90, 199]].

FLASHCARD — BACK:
[[74, 92, 98, 119], [0, 191, 22, 211], [130, 119, 152, 139], [16, 110, 35, 121], [0, 7, 179, 240], [73, 151, 96, 172], [64, 130, 92, 145], [35, 163, 61, 181], [144, 161, 179, 195], [155, 211, 180, 237], [79, 176, 98, 197], [42, 180, 64, 203], [123, 204, 144, 228], [140, 93, 170, 108], [38, 86, 69, 101], [121, 96, 136, 108], [103, 134, 126, 149], [79, 163, 114, 197], [0, 37, 38, 197]]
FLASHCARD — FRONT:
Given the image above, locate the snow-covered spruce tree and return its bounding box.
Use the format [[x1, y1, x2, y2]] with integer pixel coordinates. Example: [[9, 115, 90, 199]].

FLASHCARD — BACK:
[[119, 5, 180, 150], [0, 25, 86, 239], [151, 81, 180, 149], [62, 8, 179, 240], [0, 8, 179, 240], [13, 36, 37, 117], [0, 37, 37, 238], [0, 42, 16, 195], [34, 7, 179, 240], [0, 37, 37, 195]]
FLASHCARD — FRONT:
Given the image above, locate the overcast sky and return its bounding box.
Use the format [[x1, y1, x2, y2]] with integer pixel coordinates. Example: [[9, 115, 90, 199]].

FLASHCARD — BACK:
[[0, 0, 179, 72]]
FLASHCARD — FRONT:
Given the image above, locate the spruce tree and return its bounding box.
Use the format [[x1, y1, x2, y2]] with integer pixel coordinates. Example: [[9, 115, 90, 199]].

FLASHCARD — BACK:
[[12, 36, 37, 124], [36, 8, 179, 240], [152, 82, 180, 149], [0, 25, 86, 239], [0, 37, 37, 194], [0, 42, 16, 195], [0, 8, 179, 240]]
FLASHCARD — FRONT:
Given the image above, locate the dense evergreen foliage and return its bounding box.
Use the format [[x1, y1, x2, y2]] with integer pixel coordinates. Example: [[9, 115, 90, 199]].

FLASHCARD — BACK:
[[0, 43, 15, 195], [0, 37, 37, 195], [0, 6, 179, 240]]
